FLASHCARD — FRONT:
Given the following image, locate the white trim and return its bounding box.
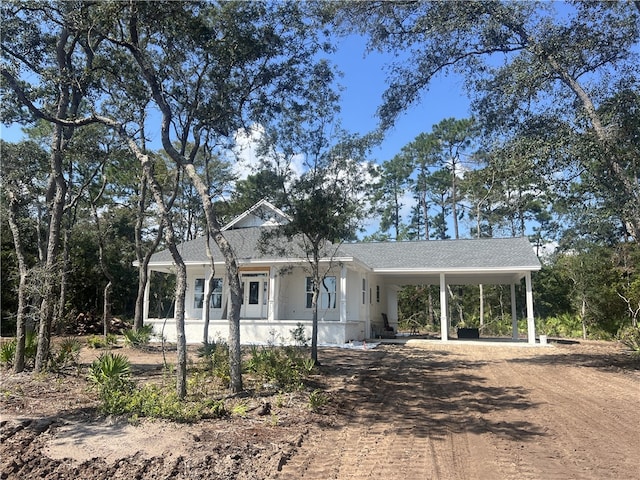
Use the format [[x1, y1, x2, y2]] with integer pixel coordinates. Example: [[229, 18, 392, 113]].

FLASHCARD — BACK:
[[221, 199, 291, 231], [440, 273, 448, 341], [372, 266, 541, 274], [525, 272, 536, 344]]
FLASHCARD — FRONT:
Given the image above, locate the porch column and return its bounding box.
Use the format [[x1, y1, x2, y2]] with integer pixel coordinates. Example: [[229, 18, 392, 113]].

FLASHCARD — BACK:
[[143, 270, 151, 320], [268, 267, 277, 321], [511, 283, 518, 340], [525, 272, 536, 344], [440, 273, 448, 341], [340, 265, 347, 323]]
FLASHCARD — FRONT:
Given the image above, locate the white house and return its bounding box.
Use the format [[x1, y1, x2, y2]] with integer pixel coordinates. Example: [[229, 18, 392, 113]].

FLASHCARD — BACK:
[[141, 200, 542, 345]]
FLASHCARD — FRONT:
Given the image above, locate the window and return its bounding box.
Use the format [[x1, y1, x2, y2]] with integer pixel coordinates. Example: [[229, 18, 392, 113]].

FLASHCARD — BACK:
[[306, 276, 336, 309], [195, 278, 223, 309], [194, 278, 205, 309], [362, 278, 366, 304], [211, 278, 222, 309]]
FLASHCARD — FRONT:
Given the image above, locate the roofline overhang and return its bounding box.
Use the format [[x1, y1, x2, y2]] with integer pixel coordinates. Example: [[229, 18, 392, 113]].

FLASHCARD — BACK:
[[140, 256, 359, 270], [372, 265, 541, 274]]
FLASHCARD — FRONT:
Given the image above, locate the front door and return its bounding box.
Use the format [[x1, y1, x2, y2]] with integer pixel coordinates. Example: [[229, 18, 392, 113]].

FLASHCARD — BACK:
[[241, 274, 267, 318]]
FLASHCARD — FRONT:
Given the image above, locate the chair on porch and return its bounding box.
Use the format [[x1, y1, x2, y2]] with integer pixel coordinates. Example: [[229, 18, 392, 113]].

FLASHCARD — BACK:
[[380, 313, 396, 338]]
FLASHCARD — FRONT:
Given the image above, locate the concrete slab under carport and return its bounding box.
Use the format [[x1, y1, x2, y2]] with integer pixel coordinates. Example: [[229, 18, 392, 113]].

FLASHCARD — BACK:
[[369, 335, 553, 348]]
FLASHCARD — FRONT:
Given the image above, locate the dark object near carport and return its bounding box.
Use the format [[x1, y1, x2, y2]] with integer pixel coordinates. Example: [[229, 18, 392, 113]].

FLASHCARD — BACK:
[[457, 327, 480, 339]]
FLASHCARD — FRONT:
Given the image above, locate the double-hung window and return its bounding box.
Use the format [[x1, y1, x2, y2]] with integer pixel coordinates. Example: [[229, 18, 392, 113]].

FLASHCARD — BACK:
[[306, 276, 336, 309], [194, 278, 223, 309], [194, 279, 205, 309], [211, 278, 223, 309]]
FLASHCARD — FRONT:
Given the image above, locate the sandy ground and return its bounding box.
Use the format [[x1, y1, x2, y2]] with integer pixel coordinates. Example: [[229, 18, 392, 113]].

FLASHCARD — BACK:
[[1, 339, 639, 479]]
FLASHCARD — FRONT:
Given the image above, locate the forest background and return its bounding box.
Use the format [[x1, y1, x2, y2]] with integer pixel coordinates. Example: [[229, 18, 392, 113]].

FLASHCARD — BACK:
[[1, 0, 639, 377]]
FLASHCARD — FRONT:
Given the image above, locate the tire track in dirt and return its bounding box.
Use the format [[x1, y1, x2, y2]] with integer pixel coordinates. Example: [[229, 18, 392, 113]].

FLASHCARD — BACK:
[[459, 346, 640, 480], [277, 343, 639, 480], [278, 347, 482, 480]]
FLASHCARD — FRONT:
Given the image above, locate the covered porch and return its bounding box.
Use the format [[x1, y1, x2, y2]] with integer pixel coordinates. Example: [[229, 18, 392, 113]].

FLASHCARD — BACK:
[[373, 268, 539, 345]]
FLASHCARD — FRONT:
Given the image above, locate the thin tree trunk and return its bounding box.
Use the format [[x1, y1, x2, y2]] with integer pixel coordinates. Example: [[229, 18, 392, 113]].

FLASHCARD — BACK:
[[7, 192, 28, 373], [311, 257, 320, 365], [184, 163, 243, 392], [202, 234, 216, 345], [580, 297, 588, 340], [97, 114, 189, 399], [103, 281, 112, 337], [427, 287, 435, 327]]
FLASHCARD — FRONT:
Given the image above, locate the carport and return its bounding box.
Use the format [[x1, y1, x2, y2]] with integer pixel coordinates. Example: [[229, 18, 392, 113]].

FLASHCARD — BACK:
[[339, 237, 542, 344]]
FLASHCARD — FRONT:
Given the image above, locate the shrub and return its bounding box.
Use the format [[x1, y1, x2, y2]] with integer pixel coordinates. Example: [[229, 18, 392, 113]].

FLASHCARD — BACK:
[[123, 324, 154, 347], [0, 332, 39, 368], [196, 339, 231, 386], [88, 352, 134, 414], [308, 389, 329, 413], [617, 326, 640, 352], [290, 322, 310, 347], [87, 334, 117, 349], [245, 344, 309, 391], [0, 340, 16, 367], [49, 337, 81, 372]]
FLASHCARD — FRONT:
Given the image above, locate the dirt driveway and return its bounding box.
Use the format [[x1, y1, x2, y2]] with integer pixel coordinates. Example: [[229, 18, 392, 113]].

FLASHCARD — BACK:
[[1, 340, 639, 479]]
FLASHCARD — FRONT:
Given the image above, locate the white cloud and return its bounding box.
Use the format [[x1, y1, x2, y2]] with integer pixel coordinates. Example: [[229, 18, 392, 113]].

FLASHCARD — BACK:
[[231, 124, 306, 182]]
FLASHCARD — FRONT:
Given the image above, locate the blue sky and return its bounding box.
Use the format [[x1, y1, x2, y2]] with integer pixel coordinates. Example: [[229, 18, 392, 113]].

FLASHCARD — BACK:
[[332, 35, 472, 164], [1, 34, 471, 166]]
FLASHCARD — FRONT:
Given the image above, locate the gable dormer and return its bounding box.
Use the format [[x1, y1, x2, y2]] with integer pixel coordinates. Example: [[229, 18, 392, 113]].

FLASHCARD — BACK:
[[222, 199, 291, 231]]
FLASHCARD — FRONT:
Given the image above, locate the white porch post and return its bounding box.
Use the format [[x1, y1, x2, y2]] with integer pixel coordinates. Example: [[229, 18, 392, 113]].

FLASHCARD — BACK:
[[440, 273, 449, 341], [525, 272, 536, 344], [511, 283, 518, 340], [268, 267, 277, 321], [340, 265, 347, 323], [143, 270, 151, 320]]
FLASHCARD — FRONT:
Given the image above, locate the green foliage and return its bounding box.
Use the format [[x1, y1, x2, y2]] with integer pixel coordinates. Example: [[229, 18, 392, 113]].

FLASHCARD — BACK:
[[88, 352, 132, 391], [0, 341, 16, 367], [290, 322, 310, 347], [88, 352, 134, 413], [111, 384, 227, 422], [197, 339, 231, 387], [537, 314, 584, 338], [0, 332, 38, 368], [308, 389, 329, 413], [245, 344, 311, 391], [87, 334, 117, 349], [49, 337, 81, 372], [617, 326, 640, 352], [123, 324, 154, 347]]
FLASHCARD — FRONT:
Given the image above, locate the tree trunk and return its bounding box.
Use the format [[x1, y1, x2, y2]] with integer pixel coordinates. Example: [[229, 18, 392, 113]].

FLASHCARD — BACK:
[[35, 125, 68, 372], [103, 281, 112, 337], [202, 235, 216, 345], [133, 179, 165, 331], [427, 287, 435, 326], [546, 56, 640, 239], [98, 115, 189, 399], [7, 192, 28, 373], [580, 296, 588, 340], [55, 226, 71, 335], [35, 26, 76, 372], [311, 261, 320, 365]]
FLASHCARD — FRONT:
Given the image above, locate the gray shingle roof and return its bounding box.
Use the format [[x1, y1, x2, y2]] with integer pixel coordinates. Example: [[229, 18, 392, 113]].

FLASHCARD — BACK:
[[337, 237, 540, 271], [150, 229, 540, 272]]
